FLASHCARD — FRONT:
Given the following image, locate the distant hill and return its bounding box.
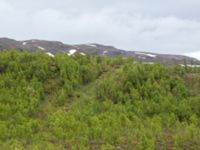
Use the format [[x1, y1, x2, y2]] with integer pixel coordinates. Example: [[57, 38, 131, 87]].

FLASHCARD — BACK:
[[0, 37, 199, 65]]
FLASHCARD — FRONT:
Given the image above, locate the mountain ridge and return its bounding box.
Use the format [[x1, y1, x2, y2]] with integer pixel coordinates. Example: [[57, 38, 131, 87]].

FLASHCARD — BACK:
[[0, 37, 199, 65]]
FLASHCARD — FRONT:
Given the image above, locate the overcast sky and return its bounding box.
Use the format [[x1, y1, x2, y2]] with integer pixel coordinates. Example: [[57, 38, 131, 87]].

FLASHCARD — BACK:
[[1, 0, 200, 58]]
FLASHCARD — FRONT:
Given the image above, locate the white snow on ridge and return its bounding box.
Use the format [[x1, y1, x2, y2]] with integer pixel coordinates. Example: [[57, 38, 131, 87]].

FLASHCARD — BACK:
[[146, 54, 157, 58], [46, 52, 54, 57], [22, 42, 27, 45], [38, 46, 45, 50], [103, 51, 108, 55], [135, 52, 157, 58], [68, 49, 77, 56], [80, 52, 86, 56]]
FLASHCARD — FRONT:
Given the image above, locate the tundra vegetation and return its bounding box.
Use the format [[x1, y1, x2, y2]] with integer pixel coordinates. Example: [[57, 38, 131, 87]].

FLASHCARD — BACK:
[[0, 50, 200, 149]]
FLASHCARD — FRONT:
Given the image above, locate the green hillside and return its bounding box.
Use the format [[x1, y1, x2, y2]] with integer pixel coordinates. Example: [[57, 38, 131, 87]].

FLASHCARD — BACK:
[[0, 50, 200, 150]]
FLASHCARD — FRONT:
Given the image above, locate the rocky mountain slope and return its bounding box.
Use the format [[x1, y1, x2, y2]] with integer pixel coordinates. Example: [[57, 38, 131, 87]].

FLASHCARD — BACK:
[[0, 37, 199, 65]]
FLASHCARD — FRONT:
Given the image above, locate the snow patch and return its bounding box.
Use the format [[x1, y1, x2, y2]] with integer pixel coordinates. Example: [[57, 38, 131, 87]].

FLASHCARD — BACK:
[[68, 49, 77, 56], [22, 42, 27, 45], [103, 51, 108, 55], [38, 46, 45, 50], [46, 52, 54, 57], [146, 54, 157, 58], [80, 52, 86, 56], [136, 52, 157, 58]]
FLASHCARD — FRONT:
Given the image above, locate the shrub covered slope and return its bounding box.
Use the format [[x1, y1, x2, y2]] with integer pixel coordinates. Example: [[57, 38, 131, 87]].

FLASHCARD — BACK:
[[0, 50, 200, 149]]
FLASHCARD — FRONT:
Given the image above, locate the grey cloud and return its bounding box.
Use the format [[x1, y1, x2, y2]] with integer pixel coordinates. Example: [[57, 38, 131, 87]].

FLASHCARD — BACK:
[[1, 0, 200, 57]]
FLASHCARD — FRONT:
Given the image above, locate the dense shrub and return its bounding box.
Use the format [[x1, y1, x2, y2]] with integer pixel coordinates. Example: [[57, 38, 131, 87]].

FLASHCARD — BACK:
[[0, 50, 200, 149]]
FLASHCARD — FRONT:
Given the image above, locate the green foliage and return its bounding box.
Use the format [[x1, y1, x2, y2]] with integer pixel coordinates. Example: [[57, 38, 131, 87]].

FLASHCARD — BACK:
[[0, 50, 200, 149]]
